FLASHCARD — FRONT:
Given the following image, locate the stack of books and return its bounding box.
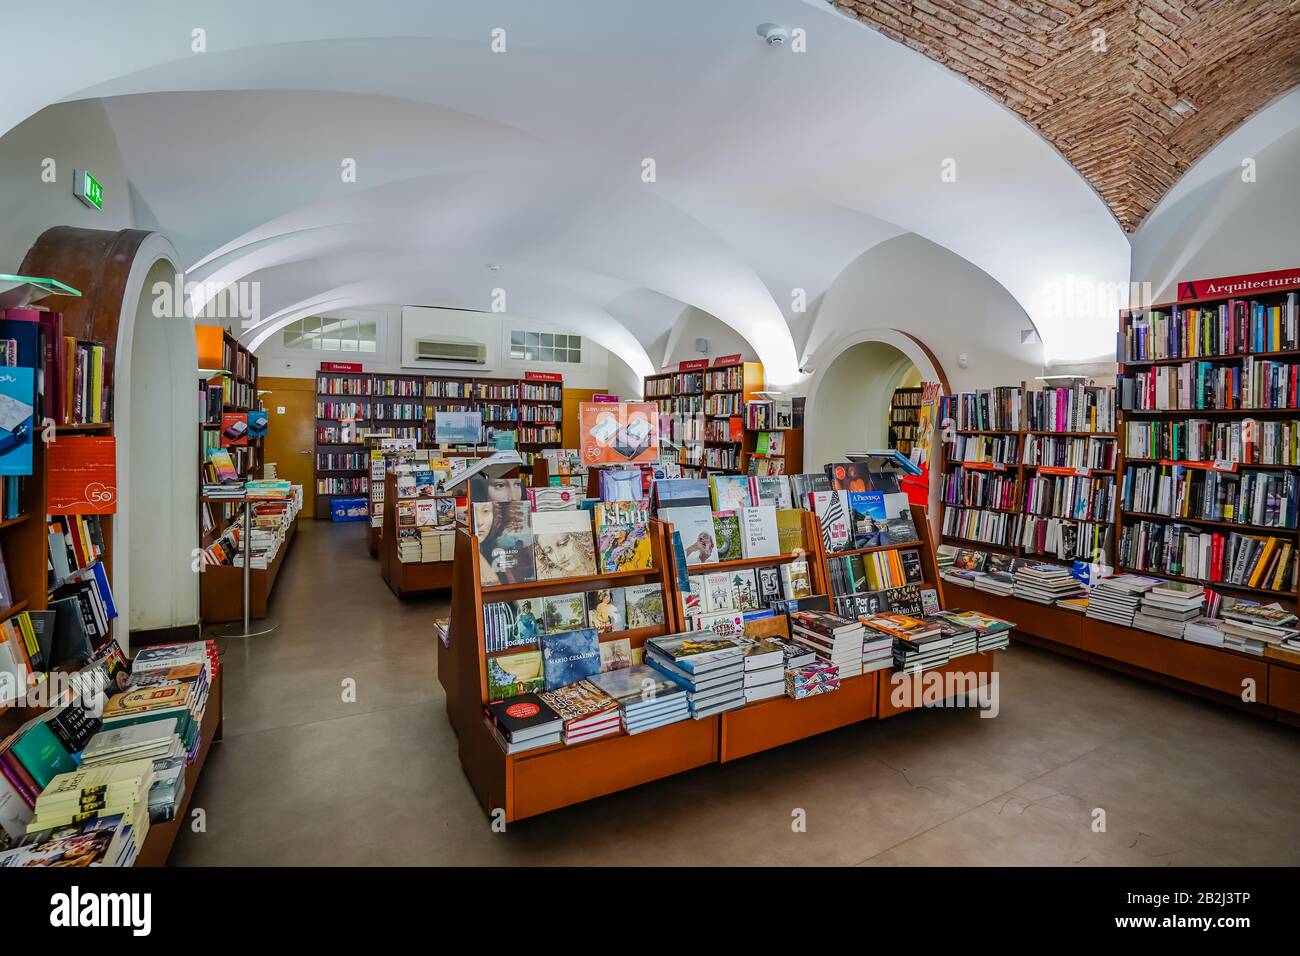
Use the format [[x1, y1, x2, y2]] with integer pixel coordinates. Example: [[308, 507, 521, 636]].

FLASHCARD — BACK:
[[1013, 563, 1085, 605], [1132, 581, 1206, 639], [485, 692, 564, 754], [737, 639, 787, 703], [789, 611, 864, 678], [929, 614, 978, 659], [973, 567, 1015, 596], [21, 759, 155, 866], [397, 532, 422, 563], [588, 665, 690, 733], [1218, 603, 1299, 656], [770, 636, 817, 670], [80, 718, 185, 769], [865, 614, 951, 673], [645, 632, 746, 718], [202, 481, 244, 499], [1085, 574, 1159, 626], [934, 610, 1014, 652], [861, 627, 894, 674], [1184, 617, 1226, 649], [245, 479, 291, 498], [538, 680, 620, 745], [786, 661, 840, 699]]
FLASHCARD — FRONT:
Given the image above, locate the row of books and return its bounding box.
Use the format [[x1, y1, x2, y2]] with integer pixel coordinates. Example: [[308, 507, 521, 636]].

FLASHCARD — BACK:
[[1024, 385, 1115, 433], [1119, 521, 1295, 593], [1022, 434, 1117, 469], [0, 641, 218, 865], [941, 387, 1022, 432], [483, 584, 666, 653], [1121, 463, 1297, 529], [47, 515, 107, 583], [0, 308, 109, 425], [1122, 418, 1300, 465], [1021, 473, 1116, 522], [1119, 296, 1299, 362], [742, 398, 794, 430], [396, 528, 455, 563], [946, 433, 1020, 465], [704, 366, 747, 391], [942, 467, 1017, 510], [0, 476, 21, 522], [1118, 358, 1300, 411], [826, 547, 923, 595]]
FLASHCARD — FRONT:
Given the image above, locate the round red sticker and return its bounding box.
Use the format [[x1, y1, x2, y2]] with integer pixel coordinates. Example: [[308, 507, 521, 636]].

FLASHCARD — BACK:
[[506, 702, 540, 719]]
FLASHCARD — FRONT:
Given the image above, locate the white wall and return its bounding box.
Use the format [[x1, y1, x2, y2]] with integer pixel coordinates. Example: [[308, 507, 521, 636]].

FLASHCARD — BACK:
[[1132, 124, 1300, 303], [0, 102, 133, 271], [805, 341, 916, 467], [651, 306, 760, 371], [800, 234, 1045, 396], [250, 305, 619, 391]]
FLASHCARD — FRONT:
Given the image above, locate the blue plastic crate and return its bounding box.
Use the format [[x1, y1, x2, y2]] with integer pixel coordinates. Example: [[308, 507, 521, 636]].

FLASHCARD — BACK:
[[330, 496, 368, 522]]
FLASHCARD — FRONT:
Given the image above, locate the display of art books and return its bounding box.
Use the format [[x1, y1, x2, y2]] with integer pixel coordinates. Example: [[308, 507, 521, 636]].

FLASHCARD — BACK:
[[625, 584, 665, 628], [585, 588, 627, 633], [597, 521, 654, 573], [485, 650, 545, 700], [541, 592, 588, 631], [661, 505, 718, 565], [539, 628, 602, 690], [532, 510, 597, 579], [473, 501, 535, 585]]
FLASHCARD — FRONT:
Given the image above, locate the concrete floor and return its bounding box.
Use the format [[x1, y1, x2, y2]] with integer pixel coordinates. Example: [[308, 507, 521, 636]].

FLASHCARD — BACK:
[[170, 520, 1300, 866]]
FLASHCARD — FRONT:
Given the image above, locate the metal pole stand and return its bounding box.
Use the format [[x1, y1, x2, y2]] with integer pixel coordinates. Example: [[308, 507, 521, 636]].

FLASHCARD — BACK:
[[209, 497, 278, 638]]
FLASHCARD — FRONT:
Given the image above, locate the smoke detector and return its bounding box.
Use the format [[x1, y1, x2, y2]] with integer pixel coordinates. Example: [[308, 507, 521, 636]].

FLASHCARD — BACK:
[[757, 23, 790, 46]]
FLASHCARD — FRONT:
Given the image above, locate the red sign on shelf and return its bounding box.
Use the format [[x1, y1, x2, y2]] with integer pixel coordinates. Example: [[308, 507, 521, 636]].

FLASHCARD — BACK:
[[524, 371, 563, 383], [320, 361, 363, 372], [47, 436, 117, 515], [712, 353, 743, 367], [678, 359, 708, 372], [1158, 459, 1238, 473], [959, 461, 1007, 472], [1177, 268, 1300, 303], [591, 393, 620, 403]]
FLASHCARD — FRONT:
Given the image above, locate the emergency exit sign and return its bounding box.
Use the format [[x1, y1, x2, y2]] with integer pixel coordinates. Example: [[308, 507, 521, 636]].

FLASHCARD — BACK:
[[73, 169, 104, 210]]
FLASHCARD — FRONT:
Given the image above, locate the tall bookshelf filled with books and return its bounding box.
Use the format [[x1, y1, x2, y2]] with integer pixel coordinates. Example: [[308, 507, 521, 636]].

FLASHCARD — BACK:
[[937, 382, 1118, 566], [702, 359, 763, 475], [313, 370, 564, 519], [888, 385, 923, 456], [741, 395, 803, 476], [197, 326, 265, 554]]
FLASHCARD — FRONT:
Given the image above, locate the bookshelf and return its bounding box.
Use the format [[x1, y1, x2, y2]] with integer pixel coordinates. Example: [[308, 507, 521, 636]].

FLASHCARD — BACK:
[[937, 383, 1119, 566], [313, 370, 564, 519], [1115, 284, 1300, 605], [740, 396, 804, 476], [888, 385, 923, 456], [644, 368, 705, 477], [703, 359, 763, 475], [441, 496, 996, 821]]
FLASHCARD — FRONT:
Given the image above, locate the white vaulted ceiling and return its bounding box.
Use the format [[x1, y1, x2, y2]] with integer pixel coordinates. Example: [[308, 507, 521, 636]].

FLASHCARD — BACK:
[[3, 0, 1141, 377]]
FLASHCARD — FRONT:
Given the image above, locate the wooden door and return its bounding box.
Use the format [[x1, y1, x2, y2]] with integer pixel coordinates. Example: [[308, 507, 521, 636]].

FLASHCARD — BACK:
[[260, 376, 317, 517]]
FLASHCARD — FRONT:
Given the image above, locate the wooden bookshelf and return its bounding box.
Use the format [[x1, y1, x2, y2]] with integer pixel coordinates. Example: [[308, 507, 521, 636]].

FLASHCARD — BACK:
[[441, 498, 998, 822], [702, 359, 762, 474], [313, 370, 563, 519], [198, 501, 298, 623], [937, 383, 1119, 565], [1114, 281, 1300, 607], [888, 385, 923, 456]]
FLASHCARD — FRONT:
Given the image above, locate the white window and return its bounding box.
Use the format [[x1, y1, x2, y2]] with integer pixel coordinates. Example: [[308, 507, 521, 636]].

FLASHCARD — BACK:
[[283, 316, 378, 353], [510, 329, 581, 364]]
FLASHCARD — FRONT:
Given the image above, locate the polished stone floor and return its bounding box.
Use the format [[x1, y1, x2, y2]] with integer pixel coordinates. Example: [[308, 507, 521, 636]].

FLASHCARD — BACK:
[[170, 520, 1300, 866]]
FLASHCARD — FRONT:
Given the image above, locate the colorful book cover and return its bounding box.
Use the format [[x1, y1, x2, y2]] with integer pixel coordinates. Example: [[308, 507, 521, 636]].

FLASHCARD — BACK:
[[625, 584, 665, 628], [780, 559, 813, 599], [474, 501, 535, 585], [775, 509, 805, 555], [652, 478, 711, 510], [468, 475, 523, 504], [540, 628, 602, 691], [538, 679, 618, 723], [585, 588, 626, 634], [712, 510, 743, 561], [532, 510, 597, 579], [812, 491, 852, 553], [661, 505, 717, 565], [710, 475, 752, 510], [486, 650, 545, 700], [696, 610, 745, 642], [748, 475, 793, 509], [597, 522, 654, 573], [847, 491, 889, 548], [598, 638, 633, 672], [0, 366, 35, 477], [731, 569, 761, 611], [541, 592, 588, 631]]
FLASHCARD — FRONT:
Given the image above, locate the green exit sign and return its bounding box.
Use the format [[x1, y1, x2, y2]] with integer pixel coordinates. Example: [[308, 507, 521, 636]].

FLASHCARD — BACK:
[[73, 169, 104, 210]]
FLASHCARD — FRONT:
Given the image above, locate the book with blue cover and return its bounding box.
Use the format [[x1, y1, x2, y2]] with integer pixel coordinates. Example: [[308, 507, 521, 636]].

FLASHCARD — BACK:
[[0, 366, 35, 477], [539, 628, 602, 690]]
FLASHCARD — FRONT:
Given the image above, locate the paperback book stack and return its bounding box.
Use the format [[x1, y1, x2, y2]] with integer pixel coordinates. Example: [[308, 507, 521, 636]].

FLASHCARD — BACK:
[[737, 638, 786, 703], [1085, 574, 1159, 627], [973, 558, 1015, 596], [645, 632, 746, 718], [538, 680, 620, 745], [397, 531, 422, 563], [202, 480, 244, 500], [929, 614, 978, 659], [1132, 581, 1205, 639], [935, 610, 1014, 652], [1013, 563, 1086, 605], [786, 661, 840, 699], [861, 626, 894, 674], [789, 611, 864, 678], [485, 692, 564, 754], [1218, 603, 1299, 656], [20, 759, 155, 867], [588, 665, 690, 733], [861, 613, 950, 673], [1184, 617, 1226, 649]]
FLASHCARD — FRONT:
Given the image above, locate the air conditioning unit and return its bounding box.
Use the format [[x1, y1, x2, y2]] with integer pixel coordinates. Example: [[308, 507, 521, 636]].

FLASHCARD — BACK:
[[414, 338, 487, 365]]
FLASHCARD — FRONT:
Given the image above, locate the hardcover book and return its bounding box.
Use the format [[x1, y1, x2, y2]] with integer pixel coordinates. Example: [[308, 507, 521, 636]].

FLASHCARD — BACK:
[[847, 491, 889, 548], [540, 628, 603, 690], [485, 693, 562, 739], [695, 610, 746, 642], [537, 680, 618, 724], [585, 588, 626, 633], [662, 505, 718, 565], [474, 501, 535, 585], [712, 510, 744, 561], [748, 475, 793, 509], [710, 475, 753, 510], [739, 506, 780, 558], [597, 522, 654, 573], [731, 569, 760, 611], [532, 510, 597, 579], [704, 572, 737, 611], [624, 584, 666, 628], [788, 472, 831, 509], [812, 491, 852, 553], [598, 638, 633, 672], [775, 508, 805, 555], [468, 476, 524, 504], [755, 565, 784, 606], [652, 478, 712, 510], [527, 486, 580, 511], [541, 592, 588, 631], [587, 664, 682, 706], [780, 559, 813, 599]]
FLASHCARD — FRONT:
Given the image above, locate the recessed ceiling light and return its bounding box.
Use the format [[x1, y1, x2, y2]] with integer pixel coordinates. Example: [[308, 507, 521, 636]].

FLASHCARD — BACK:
[[1172, 98, 1196, 116]]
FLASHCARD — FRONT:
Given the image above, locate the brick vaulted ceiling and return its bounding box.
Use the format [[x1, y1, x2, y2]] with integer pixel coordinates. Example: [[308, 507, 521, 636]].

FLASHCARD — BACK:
[[833, 0, 1300, 231]]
